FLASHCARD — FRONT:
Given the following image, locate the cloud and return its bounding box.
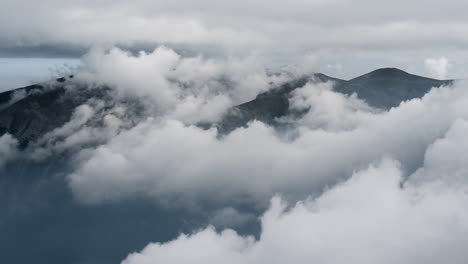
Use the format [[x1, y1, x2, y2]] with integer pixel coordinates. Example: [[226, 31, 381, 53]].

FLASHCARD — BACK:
[[2, 1, 468, 52], [2, 0, 468, 80], [75, 46, 282, 124], [425, 57, 450, 79], [408, 118, 468, 187], [27, 101, 128, 160], [121, 157, 468, 264], [285, 81, 377, 131], [0, 134, 18, 167], [209, 207, 257, 230], [66, 78, 465, 207]]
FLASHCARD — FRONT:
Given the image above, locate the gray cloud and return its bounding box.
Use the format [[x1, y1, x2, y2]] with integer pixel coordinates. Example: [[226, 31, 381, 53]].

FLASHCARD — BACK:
[[2, 0, 468, 79], [209, 207, 257, 230]]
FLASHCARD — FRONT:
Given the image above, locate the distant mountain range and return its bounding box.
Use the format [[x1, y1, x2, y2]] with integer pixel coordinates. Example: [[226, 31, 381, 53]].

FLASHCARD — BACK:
[[0, 68, 453, 147]]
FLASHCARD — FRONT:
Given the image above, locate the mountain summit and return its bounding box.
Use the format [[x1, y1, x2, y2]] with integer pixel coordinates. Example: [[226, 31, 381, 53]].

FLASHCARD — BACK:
[[334, 68, 452, 109], [350, 67, 414, 81], [217, 68, 452, 133]]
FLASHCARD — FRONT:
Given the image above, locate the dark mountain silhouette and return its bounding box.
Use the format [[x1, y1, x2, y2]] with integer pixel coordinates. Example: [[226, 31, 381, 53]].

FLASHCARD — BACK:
[[0, 76, 112, 147], [216, 68, 452, 133], [334, 68, 452, 108], [0, 68, 453, 146]]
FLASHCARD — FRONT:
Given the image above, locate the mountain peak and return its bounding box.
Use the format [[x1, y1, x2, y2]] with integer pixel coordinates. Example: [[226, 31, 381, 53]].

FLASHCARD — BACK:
[[349, 68, 412, 82], [370, 67, 408, 74]]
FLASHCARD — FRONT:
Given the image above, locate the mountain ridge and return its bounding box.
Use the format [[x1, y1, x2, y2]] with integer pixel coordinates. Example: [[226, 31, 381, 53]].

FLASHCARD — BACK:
[[0, 68, 454, 146], [216, 68, 453, 133]]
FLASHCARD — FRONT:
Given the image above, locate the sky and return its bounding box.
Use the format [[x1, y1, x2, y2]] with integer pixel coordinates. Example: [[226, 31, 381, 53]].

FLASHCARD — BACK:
[[1, 0, 468, 91], [0, 58, 81, 91]]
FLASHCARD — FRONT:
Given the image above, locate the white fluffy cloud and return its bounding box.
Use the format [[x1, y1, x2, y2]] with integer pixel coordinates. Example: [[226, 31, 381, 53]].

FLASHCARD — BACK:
[[425, 57, 450, 79], [408, 118, 468, 187], [76, 46, 283, 124], [286, 81, 377, 131], [121, 156, 468, 264], [67, 79, 466, 207]]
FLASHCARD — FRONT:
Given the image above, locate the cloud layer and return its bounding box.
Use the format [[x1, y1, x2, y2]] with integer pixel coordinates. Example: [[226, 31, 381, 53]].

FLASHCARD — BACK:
[[66, 64, 467, 208], [122, 154, 468, 264], [3, 0, 468, 52], [2, 0, 468, 79]]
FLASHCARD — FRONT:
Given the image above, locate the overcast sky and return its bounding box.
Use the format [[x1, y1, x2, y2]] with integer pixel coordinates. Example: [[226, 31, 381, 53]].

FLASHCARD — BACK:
[[1, 0, 468, 89]]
